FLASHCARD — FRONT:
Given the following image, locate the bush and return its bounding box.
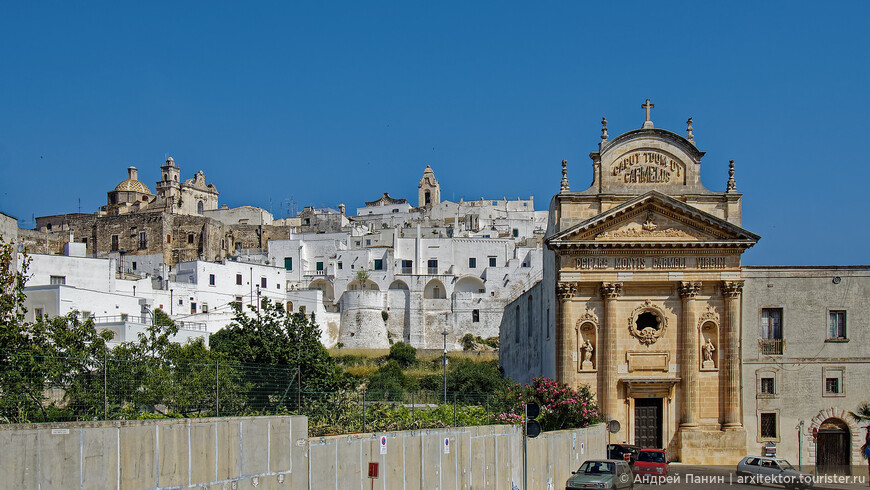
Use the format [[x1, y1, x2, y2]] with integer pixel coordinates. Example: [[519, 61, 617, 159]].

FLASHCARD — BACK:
[[366, 360, 419, 399], [387, 342, 417, 367], [496, 377, 599, 431]]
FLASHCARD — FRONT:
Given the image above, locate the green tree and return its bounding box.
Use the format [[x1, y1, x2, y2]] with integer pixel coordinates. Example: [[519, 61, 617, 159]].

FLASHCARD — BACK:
[[387, 341, 417, 367], [210, 298, 338, 408], [850, 402, 870, 470], [366, 360, 419, 400]]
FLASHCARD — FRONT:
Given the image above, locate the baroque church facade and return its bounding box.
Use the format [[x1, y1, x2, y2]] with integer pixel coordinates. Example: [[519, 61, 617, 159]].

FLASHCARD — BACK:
[[501, 102, 869, 469]]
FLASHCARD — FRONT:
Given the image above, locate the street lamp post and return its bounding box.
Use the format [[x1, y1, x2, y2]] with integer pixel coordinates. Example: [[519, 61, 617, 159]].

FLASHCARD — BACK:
[[442, 329, 448, 404]]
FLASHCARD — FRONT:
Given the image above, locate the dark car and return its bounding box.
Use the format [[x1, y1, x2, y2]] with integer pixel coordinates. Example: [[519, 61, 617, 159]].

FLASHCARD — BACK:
[[607, 444, 640, 464]]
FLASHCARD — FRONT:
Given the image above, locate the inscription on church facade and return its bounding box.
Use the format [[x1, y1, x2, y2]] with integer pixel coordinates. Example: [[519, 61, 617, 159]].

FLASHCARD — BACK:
[[576, 256, 727, 270], [611, 151, 683, 184]]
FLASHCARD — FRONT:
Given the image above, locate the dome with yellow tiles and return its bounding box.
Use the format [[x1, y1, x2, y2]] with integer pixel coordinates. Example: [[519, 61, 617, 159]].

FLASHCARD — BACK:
[[113, 167, 152, 194]]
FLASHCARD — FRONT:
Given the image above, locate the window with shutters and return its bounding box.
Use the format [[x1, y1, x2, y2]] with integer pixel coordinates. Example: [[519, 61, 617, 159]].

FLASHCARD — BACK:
[[828, 310, 846, 340]]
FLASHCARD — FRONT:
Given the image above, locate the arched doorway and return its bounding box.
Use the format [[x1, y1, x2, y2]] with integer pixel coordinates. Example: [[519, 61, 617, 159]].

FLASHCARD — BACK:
[[816, 418, 851, 475]]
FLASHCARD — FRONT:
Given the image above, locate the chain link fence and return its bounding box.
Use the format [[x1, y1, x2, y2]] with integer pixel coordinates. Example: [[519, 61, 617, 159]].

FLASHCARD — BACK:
[[0, 354, 506, 436]]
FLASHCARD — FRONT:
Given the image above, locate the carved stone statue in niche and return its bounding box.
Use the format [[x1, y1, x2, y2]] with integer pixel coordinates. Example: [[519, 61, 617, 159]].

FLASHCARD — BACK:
[[702, 337, 716, 369], [582, 339, 594, 370]]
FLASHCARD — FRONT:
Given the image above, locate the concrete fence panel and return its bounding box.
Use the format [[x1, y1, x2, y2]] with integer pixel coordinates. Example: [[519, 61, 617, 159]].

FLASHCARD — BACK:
[[1, 417, 605, 489]]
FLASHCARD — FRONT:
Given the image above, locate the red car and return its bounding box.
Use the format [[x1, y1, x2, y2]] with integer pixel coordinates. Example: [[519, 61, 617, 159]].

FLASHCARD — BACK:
[[633, 448, 669, 478]]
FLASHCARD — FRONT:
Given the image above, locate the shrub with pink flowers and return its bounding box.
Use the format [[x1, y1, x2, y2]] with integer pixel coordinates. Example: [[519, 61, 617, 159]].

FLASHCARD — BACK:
[[496, 377, 599, 431]]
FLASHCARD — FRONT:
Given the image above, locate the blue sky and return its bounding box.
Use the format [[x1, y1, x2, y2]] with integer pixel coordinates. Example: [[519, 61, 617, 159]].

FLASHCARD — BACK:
[[1, 1, 868, 265]]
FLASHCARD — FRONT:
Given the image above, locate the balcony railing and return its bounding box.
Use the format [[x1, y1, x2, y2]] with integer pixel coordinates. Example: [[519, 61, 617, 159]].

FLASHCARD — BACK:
[[759, 338, 784, 355]]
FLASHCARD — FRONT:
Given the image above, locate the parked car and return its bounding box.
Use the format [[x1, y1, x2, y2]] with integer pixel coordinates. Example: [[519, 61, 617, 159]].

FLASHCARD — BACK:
[[566, 459, 634, 490], [633, 448, 668, 478], [736, 456, 813, 489], [606, 444, 640, 464]]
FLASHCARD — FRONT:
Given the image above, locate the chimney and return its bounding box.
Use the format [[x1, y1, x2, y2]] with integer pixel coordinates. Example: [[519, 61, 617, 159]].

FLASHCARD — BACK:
[[128, 166, 138, 181]]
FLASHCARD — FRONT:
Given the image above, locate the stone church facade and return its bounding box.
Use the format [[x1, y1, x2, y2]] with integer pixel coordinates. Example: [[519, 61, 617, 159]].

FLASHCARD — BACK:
[[500, 102, 870, 468]]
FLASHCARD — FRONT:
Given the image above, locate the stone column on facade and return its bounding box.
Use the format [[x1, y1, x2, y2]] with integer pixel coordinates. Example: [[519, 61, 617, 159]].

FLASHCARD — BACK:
[[721, 281, 744, 430], [555, 281, 576, 384], [678, 281, 701, 430], [599, 282, 622, 422]]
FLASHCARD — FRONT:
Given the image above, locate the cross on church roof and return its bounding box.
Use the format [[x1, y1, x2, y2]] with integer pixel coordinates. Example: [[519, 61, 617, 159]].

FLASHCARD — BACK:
[[642, 98, 654, 129]]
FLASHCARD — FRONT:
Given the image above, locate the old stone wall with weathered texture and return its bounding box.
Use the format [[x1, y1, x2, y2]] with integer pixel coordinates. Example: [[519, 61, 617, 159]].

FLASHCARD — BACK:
[[26, 212, 300, 266]]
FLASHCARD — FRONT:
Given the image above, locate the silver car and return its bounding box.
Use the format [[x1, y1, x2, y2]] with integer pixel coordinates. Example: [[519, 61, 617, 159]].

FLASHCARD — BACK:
[[736, 456, 813, 489], [566, 459, 634, 490]]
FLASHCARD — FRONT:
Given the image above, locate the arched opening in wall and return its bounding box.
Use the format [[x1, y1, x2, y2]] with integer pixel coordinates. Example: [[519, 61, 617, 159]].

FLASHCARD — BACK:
[[197, 200, 204, 214], [424, 279, 446, 299], [389, 280, 409, 290], [816, 418, 851, 475], [348, 279, 380, 291], [455, 276, 485, 294], [577, 321, 597, 371], [308, 278, 336, 312], [700, 320, 719, 370], [425, 190, 431, 205]]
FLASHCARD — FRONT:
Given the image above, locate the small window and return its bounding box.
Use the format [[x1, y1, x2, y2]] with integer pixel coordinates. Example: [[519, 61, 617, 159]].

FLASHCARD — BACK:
[[392, 209, 399, 213], [823, 367, 844, 396], [488, 256, 497, 267], [131, 261, 137, 271], [35, 308, 44, 321], [234, 296, 243, 306], [167, 234, 171, 243], [828, 310, 846, 339], [472, 309, 479, 322], [512, 228, 519, 237], [761, 308, 783, 339], [284, 257, 293, 271], [178, 299, 183, 305], [190, 303, 197, 314], [355, 241, 361, 246], [469, 257, 477, 269], [50, 275, 66, 285], [761, 377, 775, 395], [366, 239, 371, 246], [138, 232, 147, 250], [188, 233, 194, 244], [202, 303, 208, 313], [236, 274, 243, 285], [111, 235, 119, 252], [316, 261, 324, 272], [374, 259, 383, 270], [286, 301, 293, 312], [760, 412, 777, 439], [209, 274, 215, 286], [428, 259, 438, 273], [338, 262, 343, 270], [260, 277, 267, 288]]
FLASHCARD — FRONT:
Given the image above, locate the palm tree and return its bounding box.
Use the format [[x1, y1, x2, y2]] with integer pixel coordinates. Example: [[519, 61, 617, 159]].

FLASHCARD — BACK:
[[850, 402, 870, 486]]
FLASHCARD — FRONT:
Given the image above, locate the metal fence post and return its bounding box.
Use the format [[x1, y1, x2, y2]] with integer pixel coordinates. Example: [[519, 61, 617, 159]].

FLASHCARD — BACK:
[[215, 359, 220, 417], [103, 352, 108, 420]]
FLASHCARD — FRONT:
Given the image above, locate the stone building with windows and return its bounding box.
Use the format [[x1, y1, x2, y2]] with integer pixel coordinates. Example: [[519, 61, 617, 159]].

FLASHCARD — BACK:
[[500, 101, 870, 470]]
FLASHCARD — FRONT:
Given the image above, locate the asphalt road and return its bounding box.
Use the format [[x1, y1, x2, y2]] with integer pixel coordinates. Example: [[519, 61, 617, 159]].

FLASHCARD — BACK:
[[632, 464, 869, 490]]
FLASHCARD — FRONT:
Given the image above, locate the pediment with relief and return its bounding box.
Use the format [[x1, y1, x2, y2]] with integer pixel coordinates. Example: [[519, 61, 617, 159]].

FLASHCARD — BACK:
[[594, 210, 708, 241], [546, 191, 759, 250]]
